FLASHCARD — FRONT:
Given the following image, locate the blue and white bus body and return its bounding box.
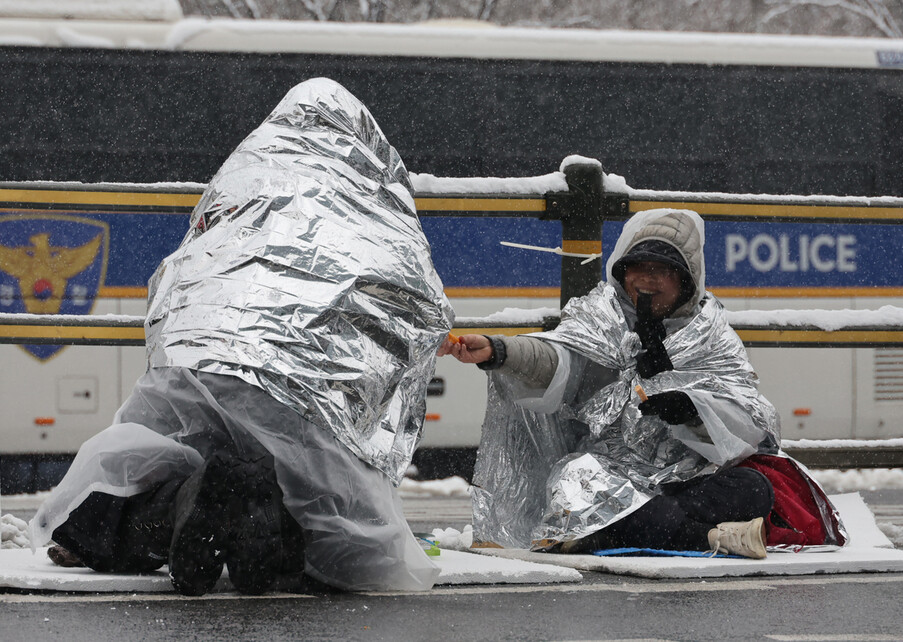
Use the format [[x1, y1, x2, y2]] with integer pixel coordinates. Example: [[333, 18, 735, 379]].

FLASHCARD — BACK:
[[2, 16, 903, 481]]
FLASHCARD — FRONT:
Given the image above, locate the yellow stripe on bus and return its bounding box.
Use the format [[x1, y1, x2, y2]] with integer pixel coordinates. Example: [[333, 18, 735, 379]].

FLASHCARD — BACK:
[[100, 286, 563, 299], [443, 286, 560, 298], [0, 189, 201, 209], [0, 191, 546, 214], [99, 286, 151, 298], [0, 325, 146, 341], [414, 197, 546, 212], [100, 285, 903, 300], [736, 329, 903, 344], [631, 200, 903, 221]]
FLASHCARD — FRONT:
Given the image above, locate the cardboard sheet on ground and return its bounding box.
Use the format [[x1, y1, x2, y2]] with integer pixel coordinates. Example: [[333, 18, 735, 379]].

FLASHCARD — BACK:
[[0, 548, 580, 593], [474, 493, 903, 579]]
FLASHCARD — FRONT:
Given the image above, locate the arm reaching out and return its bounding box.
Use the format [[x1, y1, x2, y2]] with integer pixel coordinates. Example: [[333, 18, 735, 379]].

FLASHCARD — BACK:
[[437, 333, 494, 364]]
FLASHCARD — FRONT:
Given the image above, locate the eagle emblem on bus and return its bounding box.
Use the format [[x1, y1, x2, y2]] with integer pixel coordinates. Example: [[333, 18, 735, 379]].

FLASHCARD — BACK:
[[0, 214, 110, 360]]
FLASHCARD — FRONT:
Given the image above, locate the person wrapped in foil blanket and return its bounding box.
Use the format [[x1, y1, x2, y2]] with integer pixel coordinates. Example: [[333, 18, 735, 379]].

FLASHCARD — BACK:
[[29, 77, 453, 594], [440, 208, 845, 557]]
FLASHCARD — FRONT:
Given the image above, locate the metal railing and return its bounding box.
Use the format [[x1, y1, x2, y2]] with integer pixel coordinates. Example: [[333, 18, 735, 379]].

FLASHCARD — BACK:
[[3, 165, 903, 469]]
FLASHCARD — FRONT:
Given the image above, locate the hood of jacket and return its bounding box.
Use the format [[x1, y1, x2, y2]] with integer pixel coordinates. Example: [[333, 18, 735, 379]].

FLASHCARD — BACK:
[[606, 208, 706, 319]]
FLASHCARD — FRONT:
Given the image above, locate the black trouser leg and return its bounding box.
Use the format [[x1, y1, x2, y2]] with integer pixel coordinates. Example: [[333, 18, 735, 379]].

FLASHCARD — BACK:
[[570, 466, 774, 552], [668, 466, 775, 525], [586, 494, 687, 551], [665, 466, 774, 550], [52, 477, 184, 573]]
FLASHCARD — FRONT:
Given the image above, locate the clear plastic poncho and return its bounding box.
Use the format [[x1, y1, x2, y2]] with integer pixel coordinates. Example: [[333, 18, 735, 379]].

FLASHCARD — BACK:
[[471, 209, 834, 549]]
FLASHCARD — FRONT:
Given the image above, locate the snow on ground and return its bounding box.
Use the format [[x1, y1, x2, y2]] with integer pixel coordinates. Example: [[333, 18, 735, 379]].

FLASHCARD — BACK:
[[431, 525, 474, 551], [398, 475, 470, 498], [1, 514, 29, 549], [878, 524, 903, 548], [810, 468, 903, 492]]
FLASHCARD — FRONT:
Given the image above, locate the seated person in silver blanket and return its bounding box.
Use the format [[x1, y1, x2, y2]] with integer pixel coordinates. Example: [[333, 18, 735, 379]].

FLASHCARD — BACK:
[[440, 208, 845, 557]]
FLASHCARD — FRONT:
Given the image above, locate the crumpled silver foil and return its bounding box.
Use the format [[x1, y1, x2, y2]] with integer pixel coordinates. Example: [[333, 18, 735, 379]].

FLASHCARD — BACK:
[[145, 77, 453, 484], [473, 285, 789, 548]]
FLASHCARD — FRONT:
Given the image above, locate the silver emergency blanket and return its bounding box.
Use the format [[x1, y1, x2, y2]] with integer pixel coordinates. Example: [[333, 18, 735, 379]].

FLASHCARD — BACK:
[[145, 77, 453, 484], [472, 209, 842, 549]]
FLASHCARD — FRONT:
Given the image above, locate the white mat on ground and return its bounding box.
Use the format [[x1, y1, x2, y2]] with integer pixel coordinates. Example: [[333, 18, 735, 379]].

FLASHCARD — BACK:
[[474, 493, 903, 579], [0, 548, 580, 593]]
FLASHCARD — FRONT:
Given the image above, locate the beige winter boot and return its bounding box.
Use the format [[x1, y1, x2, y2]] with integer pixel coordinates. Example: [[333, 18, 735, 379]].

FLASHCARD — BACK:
[[706, 516, 767, 559]]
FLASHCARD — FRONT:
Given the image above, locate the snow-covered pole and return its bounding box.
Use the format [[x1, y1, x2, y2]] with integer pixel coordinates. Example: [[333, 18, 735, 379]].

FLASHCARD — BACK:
[[544, 157, 629, 307]]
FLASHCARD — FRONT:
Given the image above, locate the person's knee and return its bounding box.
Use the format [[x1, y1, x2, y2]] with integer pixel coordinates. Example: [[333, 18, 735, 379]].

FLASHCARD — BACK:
[[734, 467, 775, 518], [672, 466, 774, 524]]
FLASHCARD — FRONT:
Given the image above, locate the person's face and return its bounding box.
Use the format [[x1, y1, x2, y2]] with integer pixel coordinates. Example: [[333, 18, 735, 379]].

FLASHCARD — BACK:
[[623, 261, 684, 318]]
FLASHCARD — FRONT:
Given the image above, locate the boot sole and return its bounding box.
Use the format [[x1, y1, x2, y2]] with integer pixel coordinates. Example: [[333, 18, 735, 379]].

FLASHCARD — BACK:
[[168, 453, 235, 596], [225, 453, 284, 595]]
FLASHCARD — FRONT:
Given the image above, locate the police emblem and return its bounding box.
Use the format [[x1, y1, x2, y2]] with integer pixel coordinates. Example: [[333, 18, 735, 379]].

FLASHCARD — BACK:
[[0, 214, 110, 360]]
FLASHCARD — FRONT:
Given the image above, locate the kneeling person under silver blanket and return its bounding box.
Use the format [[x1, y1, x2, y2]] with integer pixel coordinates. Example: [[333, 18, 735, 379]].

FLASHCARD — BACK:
[[29, 78, 453, 595]]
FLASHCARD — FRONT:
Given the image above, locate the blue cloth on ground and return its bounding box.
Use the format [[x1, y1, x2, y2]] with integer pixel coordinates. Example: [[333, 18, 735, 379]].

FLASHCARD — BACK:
[[593, 547, 743, 559]]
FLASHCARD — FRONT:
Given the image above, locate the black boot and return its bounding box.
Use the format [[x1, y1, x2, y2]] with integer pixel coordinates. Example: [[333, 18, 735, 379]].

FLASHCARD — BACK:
[[51, 478, 183, 573], [224, 453, 284, 595], [168, 452, 236, 596], [118, 478, 183, 573]]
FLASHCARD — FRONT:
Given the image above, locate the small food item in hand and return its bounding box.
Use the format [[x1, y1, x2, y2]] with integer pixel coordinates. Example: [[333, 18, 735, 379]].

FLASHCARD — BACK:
[[634, 384, 648, 402], [447, 333, 461, 344]]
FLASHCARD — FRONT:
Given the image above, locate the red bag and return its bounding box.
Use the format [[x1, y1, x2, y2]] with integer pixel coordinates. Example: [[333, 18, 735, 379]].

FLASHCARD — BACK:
[[738, 455, 842, 547]]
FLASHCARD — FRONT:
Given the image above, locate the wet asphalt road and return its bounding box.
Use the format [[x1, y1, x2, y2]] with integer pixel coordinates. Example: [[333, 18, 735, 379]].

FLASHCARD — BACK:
[[2, 490, 903, 641], [3, 573, 903, 641]]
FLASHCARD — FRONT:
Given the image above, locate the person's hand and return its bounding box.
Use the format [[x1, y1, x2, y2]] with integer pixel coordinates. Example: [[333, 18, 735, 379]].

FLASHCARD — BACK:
[[639, 391, 699, 425], [634, 293, 666, 348], [437, 334, 495, 364], [635, 293, 673, 378]]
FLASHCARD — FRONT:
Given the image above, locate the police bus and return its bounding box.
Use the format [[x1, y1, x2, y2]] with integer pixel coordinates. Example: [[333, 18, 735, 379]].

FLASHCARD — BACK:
[[2, 13, 903, 488]]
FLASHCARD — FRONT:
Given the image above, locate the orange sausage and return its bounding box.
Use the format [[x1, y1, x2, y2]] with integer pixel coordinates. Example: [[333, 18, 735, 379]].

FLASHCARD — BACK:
[[634, 384, 648, 402]]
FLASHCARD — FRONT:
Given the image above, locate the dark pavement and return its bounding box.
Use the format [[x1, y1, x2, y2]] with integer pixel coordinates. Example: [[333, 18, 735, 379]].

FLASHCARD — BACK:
[[2, 489, 903, 641]]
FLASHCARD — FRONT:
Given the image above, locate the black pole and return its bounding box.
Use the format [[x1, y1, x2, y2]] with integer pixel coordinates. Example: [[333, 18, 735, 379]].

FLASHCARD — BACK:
[[544, 161, 630, 309], [559, 163, 604, 308]]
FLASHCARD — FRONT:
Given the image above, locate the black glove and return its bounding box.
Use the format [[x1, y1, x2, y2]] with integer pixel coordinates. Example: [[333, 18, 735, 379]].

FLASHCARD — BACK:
[[634, 293, 666, 347], [634, 293, 673, 378], [639, 391, 699, 425]]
